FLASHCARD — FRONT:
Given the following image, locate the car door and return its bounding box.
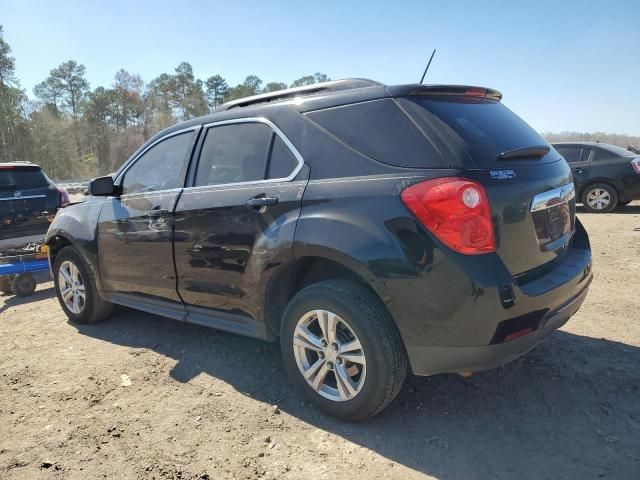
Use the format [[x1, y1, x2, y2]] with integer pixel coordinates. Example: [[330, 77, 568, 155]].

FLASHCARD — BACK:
[[173, 118, 307, 333], [97, 128, 198, 305], [557, 146, 591, 190]]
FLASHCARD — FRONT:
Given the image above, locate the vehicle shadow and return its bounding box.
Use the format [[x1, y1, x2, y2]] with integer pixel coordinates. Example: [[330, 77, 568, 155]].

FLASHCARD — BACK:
[[74, 310, 640, 479], [577, 203, 640, 215], [0, 285, 56, 315]]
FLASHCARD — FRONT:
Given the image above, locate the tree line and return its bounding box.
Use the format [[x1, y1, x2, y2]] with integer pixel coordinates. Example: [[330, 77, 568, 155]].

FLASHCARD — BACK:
[[0, 26, 330, 179], [542, 131, 639, 149], [1, 26, 638, 180]]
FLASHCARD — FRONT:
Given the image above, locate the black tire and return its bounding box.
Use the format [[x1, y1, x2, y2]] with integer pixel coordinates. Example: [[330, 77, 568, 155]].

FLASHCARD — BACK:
[[280, 280, 407, 421], [581, 183, 618, 213], [0, 276, 13, 295], [10, 273, 36, 297], [53, 246, 113, 324]]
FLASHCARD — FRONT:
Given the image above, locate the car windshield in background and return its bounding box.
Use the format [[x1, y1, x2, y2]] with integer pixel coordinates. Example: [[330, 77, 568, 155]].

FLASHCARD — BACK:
[[399, 96, 552, 167]]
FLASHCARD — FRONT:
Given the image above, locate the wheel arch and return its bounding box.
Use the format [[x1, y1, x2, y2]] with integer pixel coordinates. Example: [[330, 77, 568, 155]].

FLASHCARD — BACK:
[[578, 178, 621, 200], [46, 233, 73, 267], [264, 252, 391, 338]]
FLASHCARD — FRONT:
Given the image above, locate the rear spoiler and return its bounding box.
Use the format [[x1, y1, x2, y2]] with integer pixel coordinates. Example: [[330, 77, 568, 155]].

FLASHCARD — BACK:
[[407, 85, 503, 102]]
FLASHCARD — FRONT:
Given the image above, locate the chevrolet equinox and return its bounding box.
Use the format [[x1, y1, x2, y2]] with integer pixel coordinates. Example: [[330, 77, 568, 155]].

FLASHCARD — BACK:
[[46, 79, 593, 421]]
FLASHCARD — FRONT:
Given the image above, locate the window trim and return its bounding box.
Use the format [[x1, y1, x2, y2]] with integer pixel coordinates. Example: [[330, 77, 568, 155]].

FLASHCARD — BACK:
[[115, 126, 201, 192], [190, 117, 304, 190]]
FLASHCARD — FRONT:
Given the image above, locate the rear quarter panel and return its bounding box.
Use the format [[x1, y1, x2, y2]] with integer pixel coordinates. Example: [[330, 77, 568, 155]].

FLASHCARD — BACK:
[[293, 172, 503, 347]]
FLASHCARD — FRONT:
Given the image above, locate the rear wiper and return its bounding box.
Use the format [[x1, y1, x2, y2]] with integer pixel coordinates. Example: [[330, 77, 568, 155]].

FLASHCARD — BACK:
[[498, 145, 550, 160]]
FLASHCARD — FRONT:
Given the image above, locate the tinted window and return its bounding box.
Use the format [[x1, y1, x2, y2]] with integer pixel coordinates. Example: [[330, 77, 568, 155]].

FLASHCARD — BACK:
[[306, 99, 448, 168], [268, 136, 299, 179], [122, 131, 194, 195], [580, 148, 593, 162], [196, 123, 272, 186], [400, 97, 549, 167], [555, 147, 582, 163], [0, 167, 48, 191]]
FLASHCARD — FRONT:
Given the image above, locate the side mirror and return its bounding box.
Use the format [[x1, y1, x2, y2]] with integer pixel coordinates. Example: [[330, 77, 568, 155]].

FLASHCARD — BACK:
[[89, 176, 117, 196]]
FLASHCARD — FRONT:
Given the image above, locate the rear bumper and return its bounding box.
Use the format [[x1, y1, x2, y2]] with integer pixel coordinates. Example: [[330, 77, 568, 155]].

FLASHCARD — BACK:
[[407, 275, 591, 375]]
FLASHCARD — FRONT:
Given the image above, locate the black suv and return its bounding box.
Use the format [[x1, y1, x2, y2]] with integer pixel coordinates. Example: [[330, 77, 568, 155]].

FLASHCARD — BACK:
[[1, 162, 69, 244], [46, 80, 593, 420], [553, 142, 640, 212]]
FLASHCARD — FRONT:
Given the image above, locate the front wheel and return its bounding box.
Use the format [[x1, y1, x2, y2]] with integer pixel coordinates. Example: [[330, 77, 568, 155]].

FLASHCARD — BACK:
[[53, 246, 113, 324], [582, 183, 618, 213], [280, 280, 407, 421]]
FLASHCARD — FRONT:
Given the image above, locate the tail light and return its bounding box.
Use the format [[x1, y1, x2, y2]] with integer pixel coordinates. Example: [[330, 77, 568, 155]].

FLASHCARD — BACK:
[[631, 158, 640, 174], [400, 177, 496, 255], [58, 187, 70, 207]]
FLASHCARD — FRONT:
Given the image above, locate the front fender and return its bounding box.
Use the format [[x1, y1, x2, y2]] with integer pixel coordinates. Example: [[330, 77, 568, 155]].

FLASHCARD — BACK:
[[46, 198, 106, 289]]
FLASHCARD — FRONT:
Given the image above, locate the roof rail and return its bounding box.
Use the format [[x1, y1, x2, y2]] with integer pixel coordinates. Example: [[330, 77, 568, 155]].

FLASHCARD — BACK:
[[219, 78, 382, 111]]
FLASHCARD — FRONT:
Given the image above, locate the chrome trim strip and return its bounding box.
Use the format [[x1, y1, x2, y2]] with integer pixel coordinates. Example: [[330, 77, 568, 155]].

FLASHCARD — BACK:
[[115, 117, 304, 194], [530, 183, 575, 212], [0, 194, 47, 201], [196, 117, 304, 185]]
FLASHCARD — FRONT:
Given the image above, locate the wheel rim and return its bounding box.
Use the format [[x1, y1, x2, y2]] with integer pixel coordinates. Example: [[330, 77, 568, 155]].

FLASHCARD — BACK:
[[292, 309, 367, 402], [586, 188, 611, 210], [58, 260, 86, 314]]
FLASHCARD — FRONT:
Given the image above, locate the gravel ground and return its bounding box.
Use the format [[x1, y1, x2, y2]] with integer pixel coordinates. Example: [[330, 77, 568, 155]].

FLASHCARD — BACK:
[[1, 203, 639, 480]]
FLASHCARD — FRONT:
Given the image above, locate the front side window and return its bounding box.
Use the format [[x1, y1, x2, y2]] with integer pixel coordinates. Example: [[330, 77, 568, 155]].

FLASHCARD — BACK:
[[195, 123, 272, 187], [121, 131, 195, 195]]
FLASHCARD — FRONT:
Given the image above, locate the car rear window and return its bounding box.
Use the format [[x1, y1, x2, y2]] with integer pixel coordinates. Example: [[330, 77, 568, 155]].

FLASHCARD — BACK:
[[397, 96, 555, 168], [0, 167, 49, 191], [305, 98, 448, 168], [599, 144, 637, 158]]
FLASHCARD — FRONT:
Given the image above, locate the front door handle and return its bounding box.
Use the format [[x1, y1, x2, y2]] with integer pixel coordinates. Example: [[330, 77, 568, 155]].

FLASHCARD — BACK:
[[246, 196, 278, 208]]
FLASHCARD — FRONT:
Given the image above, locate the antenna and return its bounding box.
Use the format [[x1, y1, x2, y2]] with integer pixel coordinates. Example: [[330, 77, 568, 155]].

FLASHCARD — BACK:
[[420, 49, 437, 84]]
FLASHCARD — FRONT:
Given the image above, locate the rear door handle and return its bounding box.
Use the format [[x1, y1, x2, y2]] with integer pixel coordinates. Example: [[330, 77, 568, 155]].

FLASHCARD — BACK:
[[246, 196, 278, 208]]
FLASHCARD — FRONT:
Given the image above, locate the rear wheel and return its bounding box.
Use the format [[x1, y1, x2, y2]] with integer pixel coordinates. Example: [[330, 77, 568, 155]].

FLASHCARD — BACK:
[[53, 246, 113, 324], [582, 183, 618, 213], [280, 280, 407, 421], [11, 273, 36, 297]]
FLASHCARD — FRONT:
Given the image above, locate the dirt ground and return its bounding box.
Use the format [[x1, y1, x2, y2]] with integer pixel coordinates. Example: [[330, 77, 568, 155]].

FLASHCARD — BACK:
[[1, 203, 639, 480]]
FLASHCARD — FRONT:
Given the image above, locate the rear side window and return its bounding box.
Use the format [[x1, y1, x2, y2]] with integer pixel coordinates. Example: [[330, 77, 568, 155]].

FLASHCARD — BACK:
[[0, 168, 48, 191], [268, 136, 299, 179], [555, 147, 582, 163], [306, 99, 448, 168], [196, 123, 272, 186], [398, 96, 551, 167]]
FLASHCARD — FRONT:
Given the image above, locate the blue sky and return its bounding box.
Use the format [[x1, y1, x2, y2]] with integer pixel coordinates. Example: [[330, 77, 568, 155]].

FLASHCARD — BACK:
[[1, 0, 639, 134]]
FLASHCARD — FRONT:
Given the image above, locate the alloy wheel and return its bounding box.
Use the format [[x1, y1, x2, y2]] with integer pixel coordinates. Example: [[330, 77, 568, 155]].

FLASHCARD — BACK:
[[58, 260, 86, 314], [586, 188, 611, 210], [292, 309, 367, 402]]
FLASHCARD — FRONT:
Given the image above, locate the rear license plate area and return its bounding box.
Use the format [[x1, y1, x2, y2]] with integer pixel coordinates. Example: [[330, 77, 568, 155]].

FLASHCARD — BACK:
[[530, 183, 575, 251], [532, 203, 571, 246]]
